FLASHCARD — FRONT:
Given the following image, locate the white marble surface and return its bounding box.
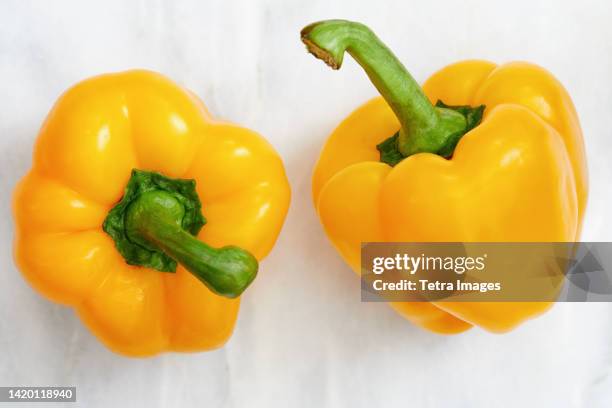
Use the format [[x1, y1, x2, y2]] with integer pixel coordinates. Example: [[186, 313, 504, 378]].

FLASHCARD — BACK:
[[1, 0, 612, 407]]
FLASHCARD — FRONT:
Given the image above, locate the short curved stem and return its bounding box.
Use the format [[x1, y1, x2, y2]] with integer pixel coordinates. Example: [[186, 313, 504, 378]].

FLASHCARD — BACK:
[[123, 188, 257, 299], [137, 214, 258, 299]]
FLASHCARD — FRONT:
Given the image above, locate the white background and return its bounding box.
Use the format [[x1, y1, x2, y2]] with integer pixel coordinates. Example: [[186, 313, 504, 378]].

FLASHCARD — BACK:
[[1, 0, 612, 407]]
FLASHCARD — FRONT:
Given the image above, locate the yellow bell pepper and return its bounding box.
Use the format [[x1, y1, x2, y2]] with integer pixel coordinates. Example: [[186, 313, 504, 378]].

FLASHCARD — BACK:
[[303, 20, 587, 333], [13, 70, 291, 356]]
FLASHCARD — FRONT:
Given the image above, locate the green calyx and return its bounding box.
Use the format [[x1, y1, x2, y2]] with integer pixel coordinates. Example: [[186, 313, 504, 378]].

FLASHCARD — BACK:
[[104, 170, 205, 272], [301, 20, 485, 166], [377, 102, 485, 166], [103, 169, 258, 298]]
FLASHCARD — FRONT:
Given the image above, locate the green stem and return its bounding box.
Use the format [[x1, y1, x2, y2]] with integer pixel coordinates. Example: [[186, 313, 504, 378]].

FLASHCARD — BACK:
[[125, 191, 257, 298], [103, 170, 257, 299], [301, 20, 468, 157]]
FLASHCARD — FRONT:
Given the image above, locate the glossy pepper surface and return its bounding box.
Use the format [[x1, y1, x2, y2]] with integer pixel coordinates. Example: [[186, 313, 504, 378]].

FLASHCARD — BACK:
[[303, 20, 587, 334], [13, 70, 291, 356]]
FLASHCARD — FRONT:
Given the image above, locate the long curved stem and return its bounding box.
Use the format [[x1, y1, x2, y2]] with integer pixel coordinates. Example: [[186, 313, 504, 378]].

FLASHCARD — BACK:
[[301, 20, 468, 157]]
